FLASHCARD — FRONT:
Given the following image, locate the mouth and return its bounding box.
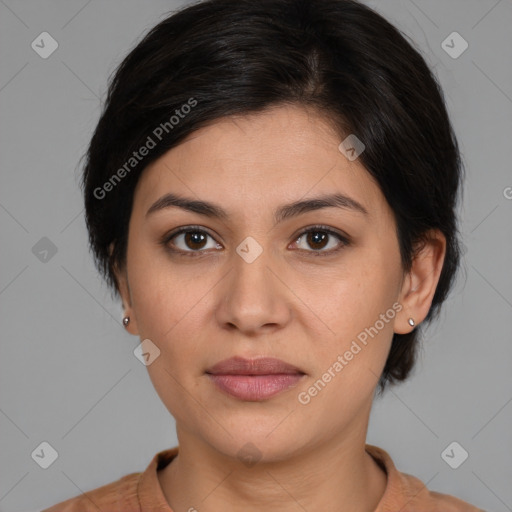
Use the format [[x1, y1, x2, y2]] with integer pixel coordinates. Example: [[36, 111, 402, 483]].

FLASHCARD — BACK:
[[205, 356, 306, 401]]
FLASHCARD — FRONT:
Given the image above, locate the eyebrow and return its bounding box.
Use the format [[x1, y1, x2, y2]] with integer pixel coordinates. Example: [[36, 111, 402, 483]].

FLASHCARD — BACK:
[[146, 192, 368, 223]]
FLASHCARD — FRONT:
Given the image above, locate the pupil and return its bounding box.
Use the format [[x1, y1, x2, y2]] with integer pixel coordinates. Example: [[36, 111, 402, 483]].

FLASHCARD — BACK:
[[308, 231, 327, 250], [186, 232, 206, 249]]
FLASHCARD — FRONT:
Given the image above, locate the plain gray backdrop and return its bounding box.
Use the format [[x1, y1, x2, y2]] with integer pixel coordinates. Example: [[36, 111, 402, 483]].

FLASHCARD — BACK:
[[1, 1, 511, 511]]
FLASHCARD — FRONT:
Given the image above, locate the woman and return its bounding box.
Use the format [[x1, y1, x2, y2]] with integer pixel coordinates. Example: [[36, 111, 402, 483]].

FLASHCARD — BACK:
[[43, 0, 484, 510]]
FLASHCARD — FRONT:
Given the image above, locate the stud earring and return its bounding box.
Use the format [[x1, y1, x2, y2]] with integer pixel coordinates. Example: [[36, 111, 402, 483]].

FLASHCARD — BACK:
[[408, 318, 415, 327], [123, 316, 130, 327]]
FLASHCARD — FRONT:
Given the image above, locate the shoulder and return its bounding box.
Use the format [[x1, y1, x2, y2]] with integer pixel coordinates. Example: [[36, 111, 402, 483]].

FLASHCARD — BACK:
[[365, 444, 486, 512], [397, 471, 485, 511], [40, 446, 179, 512], [40, 471, 141, 512]]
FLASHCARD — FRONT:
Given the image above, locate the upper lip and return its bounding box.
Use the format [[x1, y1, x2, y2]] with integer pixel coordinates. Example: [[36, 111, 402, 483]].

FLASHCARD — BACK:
[[206, 356, 305, 375]]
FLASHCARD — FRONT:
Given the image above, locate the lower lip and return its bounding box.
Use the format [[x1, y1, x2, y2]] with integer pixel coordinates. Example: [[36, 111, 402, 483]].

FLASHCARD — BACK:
[[207, 373, 305, 401]]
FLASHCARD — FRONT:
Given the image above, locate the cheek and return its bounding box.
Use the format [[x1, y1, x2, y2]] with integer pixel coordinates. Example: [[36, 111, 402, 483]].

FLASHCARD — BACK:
[[128, 267, 207, 419], [128, 258, 210, 370], [299, 273, 397, 417], [305, 257, 399, 383], [127, 240, 193, 336], [316, 258, 397, 332]]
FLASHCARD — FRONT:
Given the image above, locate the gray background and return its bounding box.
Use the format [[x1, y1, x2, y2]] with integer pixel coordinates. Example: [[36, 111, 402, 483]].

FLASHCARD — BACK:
[[0, 0, 511, 511]]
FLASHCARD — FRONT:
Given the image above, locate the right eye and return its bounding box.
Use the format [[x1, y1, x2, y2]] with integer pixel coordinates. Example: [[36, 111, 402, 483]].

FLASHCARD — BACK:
[[162, 226, 223, 256]]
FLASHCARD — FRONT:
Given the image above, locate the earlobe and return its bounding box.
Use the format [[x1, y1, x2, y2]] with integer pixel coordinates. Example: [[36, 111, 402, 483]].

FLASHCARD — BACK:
[[395, 230, 447, 334], [121, 313, 139, 335], [112, 257, 140, 335], [119, 283, 140, 335]]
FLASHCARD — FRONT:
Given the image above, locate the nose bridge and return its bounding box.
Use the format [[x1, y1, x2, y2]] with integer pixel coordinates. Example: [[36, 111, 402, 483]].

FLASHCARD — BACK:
[[216, 235, 289, 332], [230, 235, 274, 303]]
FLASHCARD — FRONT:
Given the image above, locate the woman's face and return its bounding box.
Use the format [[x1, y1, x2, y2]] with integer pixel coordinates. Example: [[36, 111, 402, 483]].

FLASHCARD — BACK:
[[119, 105, 412, 460]]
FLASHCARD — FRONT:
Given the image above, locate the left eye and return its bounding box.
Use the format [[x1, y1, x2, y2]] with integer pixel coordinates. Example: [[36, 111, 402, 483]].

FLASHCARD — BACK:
[[291, 227, 349, 254]]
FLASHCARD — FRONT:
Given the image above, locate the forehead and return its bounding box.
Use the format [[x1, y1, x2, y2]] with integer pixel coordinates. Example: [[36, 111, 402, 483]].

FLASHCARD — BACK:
[[133, 105, 387, 223]]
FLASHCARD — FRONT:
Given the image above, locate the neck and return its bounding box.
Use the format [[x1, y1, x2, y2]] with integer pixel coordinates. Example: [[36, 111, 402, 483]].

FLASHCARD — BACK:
[[158, 415, 387, 512]]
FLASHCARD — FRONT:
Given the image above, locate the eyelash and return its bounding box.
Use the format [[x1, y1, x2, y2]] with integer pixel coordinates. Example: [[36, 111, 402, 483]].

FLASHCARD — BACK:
[[160, 225, 351, 258]]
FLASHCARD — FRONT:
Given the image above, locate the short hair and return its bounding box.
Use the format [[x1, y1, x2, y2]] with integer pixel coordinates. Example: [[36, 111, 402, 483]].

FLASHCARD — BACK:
[[82, 0, 465, 392]]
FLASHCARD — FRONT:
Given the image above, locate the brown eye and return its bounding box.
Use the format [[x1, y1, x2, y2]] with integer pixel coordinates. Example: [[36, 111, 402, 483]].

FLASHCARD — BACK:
[[292, 226, 350, 255], [162, 225, 349, 258], [305, 231, 329, 250], [163, 227, 222, 254], [183, 231, 208, 250]]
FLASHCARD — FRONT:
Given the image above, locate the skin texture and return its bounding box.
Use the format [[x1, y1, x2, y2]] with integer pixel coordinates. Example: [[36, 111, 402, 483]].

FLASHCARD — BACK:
[[116, 105, 446, 512]]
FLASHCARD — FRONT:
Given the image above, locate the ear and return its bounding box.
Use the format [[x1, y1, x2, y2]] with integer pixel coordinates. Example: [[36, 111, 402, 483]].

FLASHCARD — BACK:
[[111, 244, 139, 336], [395, 229, 447, 334]]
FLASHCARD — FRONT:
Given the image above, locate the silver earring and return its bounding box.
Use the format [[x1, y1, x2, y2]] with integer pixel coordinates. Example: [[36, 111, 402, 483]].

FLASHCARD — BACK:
[[123, 316, 130, 327], [408, 318, 415, 327]]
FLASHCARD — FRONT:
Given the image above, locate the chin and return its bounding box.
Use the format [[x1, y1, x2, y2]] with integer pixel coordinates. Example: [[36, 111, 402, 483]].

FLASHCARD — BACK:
[[198, 420, 310, 465]]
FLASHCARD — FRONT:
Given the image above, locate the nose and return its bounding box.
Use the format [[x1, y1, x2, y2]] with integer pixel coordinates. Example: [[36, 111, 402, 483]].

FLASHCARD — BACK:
[[215, 241, 292, 335]]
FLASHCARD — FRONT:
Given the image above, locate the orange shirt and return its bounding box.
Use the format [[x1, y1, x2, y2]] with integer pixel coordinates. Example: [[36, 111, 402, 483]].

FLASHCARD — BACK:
[[41, 444, 484, 511]]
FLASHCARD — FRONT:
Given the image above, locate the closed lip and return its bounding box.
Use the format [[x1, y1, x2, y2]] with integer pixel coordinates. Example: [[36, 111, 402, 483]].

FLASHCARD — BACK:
[[205, 356, 305, 375]]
